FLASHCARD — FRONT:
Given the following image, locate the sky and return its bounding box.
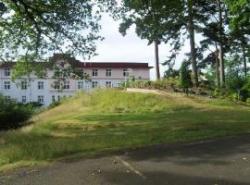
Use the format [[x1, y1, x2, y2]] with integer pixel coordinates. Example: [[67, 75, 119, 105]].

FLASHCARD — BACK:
[[86, 14, 191, 80]]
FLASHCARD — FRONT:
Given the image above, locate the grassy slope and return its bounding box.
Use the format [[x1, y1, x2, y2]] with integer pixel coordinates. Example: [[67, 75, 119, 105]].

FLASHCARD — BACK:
[[0, 89, 250, 171]]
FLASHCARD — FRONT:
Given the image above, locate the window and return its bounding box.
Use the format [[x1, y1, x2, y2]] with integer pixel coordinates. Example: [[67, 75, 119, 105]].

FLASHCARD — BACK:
[[106, 69, 112, 77], [38, 96, 44, 104], [78, 81, 84, 89], [123, 69, 129, 77], [92, 81, 98, 88], [54, 81, 60, 89], [21, 81, 27, 90], [38, 81, 44, 90], [4, 81, 10, 89], [92, 69, 98, 76], [106, 81, 112, 88], [63, 81, 70, 89], [4, 68, 10, 76], [22, 96, 26, 103], [52, 95, 56, 102]]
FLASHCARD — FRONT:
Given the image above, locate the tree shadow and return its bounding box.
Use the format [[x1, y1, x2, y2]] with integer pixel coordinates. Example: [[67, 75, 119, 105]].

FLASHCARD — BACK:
[[102, 170, 250, 185], [120, 135, 250, 166]]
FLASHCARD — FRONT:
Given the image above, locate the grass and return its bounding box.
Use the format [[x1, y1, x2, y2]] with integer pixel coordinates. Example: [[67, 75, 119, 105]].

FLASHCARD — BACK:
[[0, 89, 250, 172]]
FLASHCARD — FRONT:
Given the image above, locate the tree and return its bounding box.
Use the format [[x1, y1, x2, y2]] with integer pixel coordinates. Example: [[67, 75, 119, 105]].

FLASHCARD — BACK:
[[50, 55, 90, 92], [118, 0, 184, 80], [0, 0, 115, 60], [187, 0, 198, 87], [227, 0, 250, 77], [195, 0, 230, 88], [11, 54, 47, 102], [179, 61, 192, 95]]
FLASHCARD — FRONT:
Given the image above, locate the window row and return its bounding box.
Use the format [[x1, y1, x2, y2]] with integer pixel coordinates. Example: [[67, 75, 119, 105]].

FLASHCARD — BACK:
[[2, 81, 45, 90], [2, 68, 131, 78], [4, 95, 71, 105], [92, 69, 129, 77], [2, 81, 114, 90]]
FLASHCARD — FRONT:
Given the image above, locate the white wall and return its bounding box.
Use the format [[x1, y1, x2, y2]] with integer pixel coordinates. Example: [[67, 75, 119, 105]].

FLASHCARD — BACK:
[[0, 67, 150, 106]]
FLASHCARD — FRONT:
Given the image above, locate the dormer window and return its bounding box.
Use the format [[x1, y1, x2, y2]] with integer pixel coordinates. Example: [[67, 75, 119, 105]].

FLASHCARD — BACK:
[[4, 68, 10, 76], [92, 69, 98, 76]]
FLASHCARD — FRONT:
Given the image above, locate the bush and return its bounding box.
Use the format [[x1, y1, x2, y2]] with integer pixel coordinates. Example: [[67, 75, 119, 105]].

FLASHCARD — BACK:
[[0, 96, 33, 130], [246, 98, 250, 105], [125, 78, 179, 91], [48, 101, 61, 109], [179, 61, 192, 94]]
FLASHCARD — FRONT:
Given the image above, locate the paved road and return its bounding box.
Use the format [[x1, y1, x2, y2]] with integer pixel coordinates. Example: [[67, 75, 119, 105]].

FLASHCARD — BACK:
[[1, 135, 250, 185]]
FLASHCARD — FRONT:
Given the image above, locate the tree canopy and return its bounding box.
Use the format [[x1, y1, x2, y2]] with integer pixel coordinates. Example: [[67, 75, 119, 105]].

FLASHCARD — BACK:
[[0, 0, 115, 60]]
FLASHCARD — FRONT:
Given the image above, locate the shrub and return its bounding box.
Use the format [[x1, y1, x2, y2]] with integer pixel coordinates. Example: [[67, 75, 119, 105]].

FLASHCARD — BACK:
[[246, 98, 250, 105], [48, 101, 61, 109], [179, 61, 192, 95], [0, 96, 33, 130]]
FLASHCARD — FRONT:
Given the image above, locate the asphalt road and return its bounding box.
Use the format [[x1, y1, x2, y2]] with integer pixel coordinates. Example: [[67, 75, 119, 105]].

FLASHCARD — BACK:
[[1, 135, 250, 185]]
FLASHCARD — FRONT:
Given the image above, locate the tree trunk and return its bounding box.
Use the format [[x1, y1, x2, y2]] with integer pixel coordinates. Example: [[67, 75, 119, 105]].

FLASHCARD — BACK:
[[215, 44, 220, 87], [242, 45, 247, 77], [217, 0, 225, 87], [187, 0, 198, 87], [154, 40, 161, 80]]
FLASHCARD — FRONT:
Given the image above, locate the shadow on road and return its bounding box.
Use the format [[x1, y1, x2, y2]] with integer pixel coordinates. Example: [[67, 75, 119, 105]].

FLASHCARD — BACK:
[[123, 135, 250, 166], [102, 170, 250, 185]]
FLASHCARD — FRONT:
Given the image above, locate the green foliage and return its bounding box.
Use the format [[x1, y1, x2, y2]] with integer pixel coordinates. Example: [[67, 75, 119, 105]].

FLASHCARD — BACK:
[[124, 78, 179, 91], [226, 0, 249, 31], [246, 98, 250, 105], [48, 101, 61, 109], [0, 95, 33, 130], [11, 54, 47, 82], [179, 61, 192, 91], [0, 0, 115, 60]]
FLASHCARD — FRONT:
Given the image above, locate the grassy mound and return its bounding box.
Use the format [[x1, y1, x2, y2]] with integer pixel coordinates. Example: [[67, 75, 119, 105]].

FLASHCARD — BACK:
[[0, 89, 250, 171]]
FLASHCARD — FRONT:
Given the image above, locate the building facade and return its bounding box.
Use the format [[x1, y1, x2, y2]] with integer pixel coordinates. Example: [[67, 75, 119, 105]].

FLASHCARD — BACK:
[[0, 54, 151, 106]]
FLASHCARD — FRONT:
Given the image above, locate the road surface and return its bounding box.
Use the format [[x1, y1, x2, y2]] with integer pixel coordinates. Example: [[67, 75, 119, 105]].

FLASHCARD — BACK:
[[1, 135, 250, 185]]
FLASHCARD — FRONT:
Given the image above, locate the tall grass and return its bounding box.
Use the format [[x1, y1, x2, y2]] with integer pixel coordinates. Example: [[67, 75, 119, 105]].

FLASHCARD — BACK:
[[0, 89, 250, 172]]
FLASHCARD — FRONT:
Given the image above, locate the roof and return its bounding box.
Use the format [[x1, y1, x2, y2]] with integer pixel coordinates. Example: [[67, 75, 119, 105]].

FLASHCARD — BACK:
[[0, 61, 152, 69], [0, 54, 153, 69], [70, 61, 152, 69], [0, 62, 52, 68]]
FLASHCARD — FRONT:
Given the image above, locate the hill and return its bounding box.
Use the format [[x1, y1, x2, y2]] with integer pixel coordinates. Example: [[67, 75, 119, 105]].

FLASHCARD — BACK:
[[0, 89, 250, 171]]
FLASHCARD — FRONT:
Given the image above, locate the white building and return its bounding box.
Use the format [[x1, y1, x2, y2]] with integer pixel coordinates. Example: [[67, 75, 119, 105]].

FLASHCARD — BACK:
[[0, 54, 152, 106]]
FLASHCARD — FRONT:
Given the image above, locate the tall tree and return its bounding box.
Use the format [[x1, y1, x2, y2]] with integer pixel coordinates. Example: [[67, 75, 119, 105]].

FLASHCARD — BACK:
[[217, 0, 226, 87], [187, 0, 198, 87], [118, 0, 185, 80], [227, 0, 250, 77]]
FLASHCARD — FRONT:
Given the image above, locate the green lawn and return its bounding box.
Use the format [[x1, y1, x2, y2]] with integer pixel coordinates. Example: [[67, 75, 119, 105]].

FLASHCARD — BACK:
[[0, 89, 250, 171]]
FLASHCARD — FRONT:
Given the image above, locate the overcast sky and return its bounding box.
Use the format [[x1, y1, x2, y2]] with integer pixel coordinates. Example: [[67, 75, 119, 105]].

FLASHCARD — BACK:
[[86, 14, 190, 80]]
